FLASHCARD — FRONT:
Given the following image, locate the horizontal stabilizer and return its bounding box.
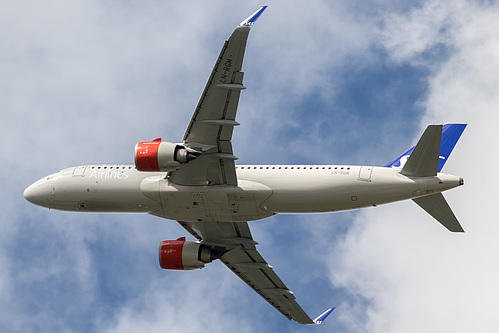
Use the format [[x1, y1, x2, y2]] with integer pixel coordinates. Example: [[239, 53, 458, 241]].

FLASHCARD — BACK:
[[401, 125, 442, 177], [413, 193, 464, 232]]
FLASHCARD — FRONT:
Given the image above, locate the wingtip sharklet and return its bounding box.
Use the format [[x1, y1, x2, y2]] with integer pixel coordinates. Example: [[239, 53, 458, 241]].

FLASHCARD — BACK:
[[312, 307, 335, 325], [239, 6, 268, 26]]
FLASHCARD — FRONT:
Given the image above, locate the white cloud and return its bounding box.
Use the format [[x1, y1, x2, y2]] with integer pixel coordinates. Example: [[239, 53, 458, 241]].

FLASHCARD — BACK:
[[382, 1, 454, 64], [99, 267, 259, 333]]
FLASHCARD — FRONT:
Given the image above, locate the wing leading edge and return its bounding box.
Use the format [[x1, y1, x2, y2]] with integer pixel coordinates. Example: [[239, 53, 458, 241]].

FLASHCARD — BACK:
[[169, 7, 268, 186], [178, 220, 333, 325]]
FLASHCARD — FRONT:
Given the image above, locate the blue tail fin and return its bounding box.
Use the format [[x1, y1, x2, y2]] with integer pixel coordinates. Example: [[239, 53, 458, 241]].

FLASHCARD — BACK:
[[385, 124, 467, 172]]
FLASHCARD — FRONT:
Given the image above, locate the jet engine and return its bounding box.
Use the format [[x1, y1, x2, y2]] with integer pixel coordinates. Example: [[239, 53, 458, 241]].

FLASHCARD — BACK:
[[158, 237, 223, 271], [135, 138, 198, 172]]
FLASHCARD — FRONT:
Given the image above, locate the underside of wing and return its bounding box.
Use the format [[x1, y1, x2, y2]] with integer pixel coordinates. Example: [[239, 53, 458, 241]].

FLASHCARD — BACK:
[[177, 220, 316, 325], [169, 8, 266, 186]]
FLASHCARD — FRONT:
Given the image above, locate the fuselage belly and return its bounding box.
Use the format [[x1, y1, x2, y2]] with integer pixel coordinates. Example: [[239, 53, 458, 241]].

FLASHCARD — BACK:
[[24, 165, 462, 223]]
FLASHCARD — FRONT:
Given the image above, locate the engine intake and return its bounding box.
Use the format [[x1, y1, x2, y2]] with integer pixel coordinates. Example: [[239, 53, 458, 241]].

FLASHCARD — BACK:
[[135, 138, 198, 172], [158, 237, 223, 271]]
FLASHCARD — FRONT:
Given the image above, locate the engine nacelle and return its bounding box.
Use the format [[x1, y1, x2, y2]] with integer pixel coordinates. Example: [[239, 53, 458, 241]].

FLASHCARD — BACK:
[[135, 138, 198, 172], [158, 237, 222, 271]]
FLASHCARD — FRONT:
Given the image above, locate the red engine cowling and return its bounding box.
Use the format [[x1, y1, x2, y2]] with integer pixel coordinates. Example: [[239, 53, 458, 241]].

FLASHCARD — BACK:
[[135, 139, 198, 172], [158, 237, 222, 271]]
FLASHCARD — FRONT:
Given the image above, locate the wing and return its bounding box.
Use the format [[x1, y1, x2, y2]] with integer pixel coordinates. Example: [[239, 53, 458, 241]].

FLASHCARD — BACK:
[[166, 7, 333, 325], [169, 6, 268, 186], [178, 220, 317, 325]]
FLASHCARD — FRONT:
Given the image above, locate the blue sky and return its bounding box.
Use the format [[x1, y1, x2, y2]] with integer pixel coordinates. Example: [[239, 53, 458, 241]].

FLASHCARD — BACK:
[[2, 0, 499, 332]]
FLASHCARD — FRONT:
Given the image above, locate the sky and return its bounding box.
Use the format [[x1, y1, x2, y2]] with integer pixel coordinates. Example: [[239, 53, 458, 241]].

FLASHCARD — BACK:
[[2, 0, 499, 332]]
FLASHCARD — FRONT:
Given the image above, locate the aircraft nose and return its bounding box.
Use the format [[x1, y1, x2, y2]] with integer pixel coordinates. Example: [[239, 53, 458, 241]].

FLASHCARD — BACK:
[[24, 181, 54, 207], [23, 183, 37, 204]]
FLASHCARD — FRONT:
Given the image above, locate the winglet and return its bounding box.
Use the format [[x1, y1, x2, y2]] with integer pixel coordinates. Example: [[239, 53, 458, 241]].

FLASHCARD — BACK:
[[313, 307, 335, 325], [239, 6, 268, 26]]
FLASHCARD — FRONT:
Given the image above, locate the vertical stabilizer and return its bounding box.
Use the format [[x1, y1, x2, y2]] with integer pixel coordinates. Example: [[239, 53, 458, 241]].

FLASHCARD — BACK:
[[385, 124, 467, 172], [401, 125, 442, 177], [413, 193, 464, 232]]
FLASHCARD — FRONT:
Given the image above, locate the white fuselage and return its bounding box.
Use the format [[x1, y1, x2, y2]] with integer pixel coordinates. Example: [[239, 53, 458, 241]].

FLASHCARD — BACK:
[[24, 164, 463, 223]]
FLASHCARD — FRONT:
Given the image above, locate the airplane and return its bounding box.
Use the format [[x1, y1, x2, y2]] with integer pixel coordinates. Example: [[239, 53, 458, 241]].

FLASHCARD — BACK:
[[23, 6, 467, 325]]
